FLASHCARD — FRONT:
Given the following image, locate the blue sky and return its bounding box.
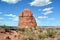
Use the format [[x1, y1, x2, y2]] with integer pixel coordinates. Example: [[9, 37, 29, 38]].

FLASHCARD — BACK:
[[0, 0, 60, 26]]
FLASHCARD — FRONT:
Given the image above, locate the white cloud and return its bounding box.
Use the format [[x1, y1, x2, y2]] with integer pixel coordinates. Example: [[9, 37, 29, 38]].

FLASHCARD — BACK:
[[43, 11, 53, 15], [1, 0, 21, 4], [38, 16, 48, 19], [42, 7, 53, 15], [9, 16, 18, 21], [5, 14, 18, 21], [30, 0, 52, 6], [5, 14, 16, 17], [48, 18, 55, 20], [43, 7, 53, 12], [0, 17, 4, 20], [13, 16, 18, 21], [0, 12, 2, 14]]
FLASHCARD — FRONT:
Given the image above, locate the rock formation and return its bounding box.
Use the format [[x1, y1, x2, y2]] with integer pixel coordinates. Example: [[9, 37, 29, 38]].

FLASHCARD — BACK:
[[0, 31, 19, 40], [18, 9, 37, 28]]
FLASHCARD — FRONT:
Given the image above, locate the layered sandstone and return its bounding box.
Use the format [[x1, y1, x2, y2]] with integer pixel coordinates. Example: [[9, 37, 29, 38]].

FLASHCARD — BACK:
[[18, 9, 37, 28]]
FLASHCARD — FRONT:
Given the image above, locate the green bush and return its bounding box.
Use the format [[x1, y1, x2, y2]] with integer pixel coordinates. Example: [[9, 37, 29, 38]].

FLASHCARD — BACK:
[[46, 28, 56, 38]]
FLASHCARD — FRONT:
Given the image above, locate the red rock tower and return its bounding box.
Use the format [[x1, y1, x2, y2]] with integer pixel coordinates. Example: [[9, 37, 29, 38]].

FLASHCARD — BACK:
[[18, 9, 37, 28]]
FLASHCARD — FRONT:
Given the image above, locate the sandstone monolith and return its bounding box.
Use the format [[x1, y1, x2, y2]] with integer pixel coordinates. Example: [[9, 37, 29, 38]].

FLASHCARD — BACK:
[[18, 9, 37, 28]]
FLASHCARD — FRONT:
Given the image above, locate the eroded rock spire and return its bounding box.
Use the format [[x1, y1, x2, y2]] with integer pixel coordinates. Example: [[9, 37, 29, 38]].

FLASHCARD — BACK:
[[18, 8, 37, 28]]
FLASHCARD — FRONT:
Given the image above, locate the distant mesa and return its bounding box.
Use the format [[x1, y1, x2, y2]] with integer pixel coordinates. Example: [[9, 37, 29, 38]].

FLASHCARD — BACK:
[[18, 8, 37, 28]]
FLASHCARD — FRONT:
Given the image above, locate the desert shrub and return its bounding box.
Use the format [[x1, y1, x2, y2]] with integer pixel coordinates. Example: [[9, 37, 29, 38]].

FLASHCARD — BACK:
[[38, 32, 48, 40], [46, 28, 56, 38], [22, 36, 36, 40], [58, 35, 60, 40], [1, 25, 14, 32], [38, 34, 45, 40], [4, 27, 11, 32], [15, 28, 26, 32], [56, 28, 60, 30], [39, 28, 44, 33]]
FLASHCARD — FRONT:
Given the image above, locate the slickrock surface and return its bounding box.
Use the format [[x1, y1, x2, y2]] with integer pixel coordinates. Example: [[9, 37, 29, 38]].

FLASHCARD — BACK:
[[0, 31, 19, 40], [18, 9, 37, 28]]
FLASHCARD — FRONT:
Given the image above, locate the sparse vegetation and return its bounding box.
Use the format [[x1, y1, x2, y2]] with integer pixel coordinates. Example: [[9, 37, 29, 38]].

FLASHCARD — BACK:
[[0, 26, 60, 40], [46, 28, 56, 38]]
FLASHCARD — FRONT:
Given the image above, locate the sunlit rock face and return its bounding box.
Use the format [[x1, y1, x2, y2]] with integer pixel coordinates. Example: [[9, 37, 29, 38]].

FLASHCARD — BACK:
[[18, 9, 37, 28]]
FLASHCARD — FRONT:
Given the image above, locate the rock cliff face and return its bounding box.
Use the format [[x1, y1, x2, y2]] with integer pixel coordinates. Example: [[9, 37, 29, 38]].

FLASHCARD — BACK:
[[18, 9, 37, 28]]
